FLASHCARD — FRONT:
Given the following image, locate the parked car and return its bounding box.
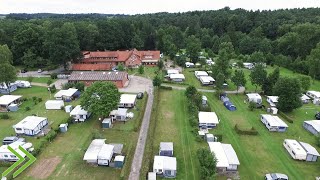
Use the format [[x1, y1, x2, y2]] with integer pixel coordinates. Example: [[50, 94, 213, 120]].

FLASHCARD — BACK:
[[265, 173, 288, 180], [2, 136, 25, 145], [137, 92, 144, 99], [315, 112, 320, 120], [37, 69, 42, 73], [20, 69, 27, 73]]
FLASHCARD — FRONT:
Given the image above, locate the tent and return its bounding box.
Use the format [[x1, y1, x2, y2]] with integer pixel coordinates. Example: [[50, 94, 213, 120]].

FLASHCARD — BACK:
[[223, 101, 237, 111]]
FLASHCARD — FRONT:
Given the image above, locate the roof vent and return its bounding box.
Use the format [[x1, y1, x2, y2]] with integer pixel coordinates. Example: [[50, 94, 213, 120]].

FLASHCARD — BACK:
[[108, 72, 111, 74], [80, 72, 83, 75], [103, 72, 106, 75], [116, 72, 118, 74]]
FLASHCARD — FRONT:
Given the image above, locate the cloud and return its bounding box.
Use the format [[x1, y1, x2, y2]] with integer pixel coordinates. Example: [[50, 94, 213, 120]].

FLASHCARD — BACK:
[[0, 0, 319, 14]]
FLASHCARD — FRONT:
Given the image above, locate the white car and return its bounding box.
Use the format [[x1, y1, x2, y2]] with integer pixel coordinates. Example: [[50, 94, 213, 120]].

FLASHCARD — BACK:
[[265, 173, 288, 180], [37, 69, 42, 73]]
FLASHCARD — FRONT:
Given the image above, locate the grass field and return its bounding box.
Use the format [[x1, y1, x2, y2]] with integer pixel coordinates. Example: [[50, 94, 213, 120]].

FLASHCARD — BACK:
[[204, 93, 320, 179], [17, 77, 55, 84], [0, 87, 146, 180], [128, 67, 161, 79], [141, 89, 206, 180], [0, 86, 71, 149], [16, 93, 147, 180]]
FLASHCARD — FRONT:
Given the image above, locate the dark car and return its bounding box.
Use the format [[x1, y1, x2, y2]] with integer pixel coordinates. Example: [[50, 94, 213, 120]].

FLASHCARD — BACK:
[[315, 112, 320, 120], [137, 92, 144, 99], [20, 69, 27, 73]]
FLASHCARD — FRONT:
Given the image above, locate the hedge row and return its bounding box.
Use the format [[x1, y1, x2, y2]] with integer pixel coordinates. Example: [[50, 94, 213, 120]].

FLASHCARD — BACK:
[[279, 111, 294, 123], [159, 86, 173, 90], [140, 89, 160, 179], [133, 92, 148, 132], [162, 80, 190, 86], [234, 124, 259, 135]]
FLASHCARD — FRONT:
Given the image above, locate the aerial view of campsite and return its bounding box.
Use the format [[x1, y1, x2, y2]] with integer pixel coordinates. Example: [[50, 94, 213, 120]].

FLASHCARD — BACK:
[[1, 1, 320, 180]]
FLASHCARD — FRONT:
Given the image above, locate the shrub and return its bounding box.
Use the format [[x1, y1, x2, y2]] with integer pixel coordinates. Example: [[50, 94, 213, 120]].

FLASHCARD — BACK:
[[47, 79, 53, 86], [234, 124, 259, 135], [159, 86, 172, 90], [248, 101, 256, 111], [32, 96, 37, 101], [50, 73, 58, 79], [25, 107, 31, 111], [92, 129, 104, 139], [38, 97, 42, 102], [0, 114, 10, 119], [199, 104, 211, 112]]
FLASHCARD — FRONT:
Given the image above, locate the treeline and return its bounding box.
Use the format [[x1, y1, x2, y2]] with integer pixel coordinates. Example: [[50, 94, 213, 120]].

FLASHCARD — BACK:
[[0, 8, 320, 78]]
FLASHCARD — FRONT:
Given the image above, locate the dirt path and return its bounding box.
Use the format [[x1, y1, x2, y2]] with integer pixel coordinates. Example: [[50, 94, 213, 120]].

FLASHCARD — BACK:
[[27, 156, 61, 179], [128, 80, 154, 180]]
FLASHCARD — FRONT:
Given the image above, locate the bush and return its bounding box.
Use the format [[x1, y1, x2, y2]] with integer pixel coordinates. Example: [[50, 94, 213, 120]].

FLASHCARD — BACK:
[[234, 124, 259, 135], [199, 104, 211, 112], [32, 96, 37, 101], [92, 129, 104, 139], [248, 101, 256, 111], [47, 79, 53, 86], [25, 107, 31, 111], [50, 73, 58, 79], [38, 97, 42, 102], [0, 114, 10, 119]]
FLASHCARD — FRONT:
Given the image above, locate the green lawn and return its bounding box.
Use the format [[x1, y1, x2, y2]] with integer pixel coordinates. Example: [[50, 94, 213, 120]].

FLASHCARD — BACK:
[[0, 86, 71, 149], [17, 77, 55, 84], [128, 67, 161, 79], [16, 94, 147, 180], [141, 89, 204, 180], [204, 93, 320, 179]]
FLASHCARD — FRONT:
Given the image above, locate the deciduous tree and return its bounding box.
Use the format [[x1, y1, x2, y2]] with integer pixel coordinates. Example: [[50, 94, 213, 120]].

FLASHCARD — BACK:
[[80, 82, 120, 118], [231, 70, 246, 93], [250, 64, 267, 92]]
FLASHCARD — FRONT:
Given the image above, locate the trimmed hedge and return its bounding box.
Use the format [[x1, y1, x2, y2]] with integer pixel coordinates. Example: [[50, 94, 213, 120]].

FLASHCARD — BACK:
[[279, 111, 294, 123], [133, 92, 148, 132], [0, 113, 10, 119], [234, 124, 259, 135], [160, 86, 173, 90]]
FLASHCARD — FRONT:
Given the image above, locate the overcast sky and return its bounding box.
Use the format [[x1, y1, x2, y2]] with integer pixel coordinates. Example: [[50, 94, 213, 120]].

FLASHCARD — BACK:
[[0, 0, 319, 15]]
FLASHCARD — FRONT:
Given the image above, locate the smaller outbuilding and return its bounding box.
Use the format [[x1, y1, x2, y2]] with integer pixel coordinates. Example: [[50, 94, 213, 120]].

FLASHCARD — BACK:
[[70, 105, 91, 122], [267, 96, 279, 107], [0, 95, 22, 112], [45, 100, 64, 110], [54, 88, 80, 102], [13, 116, 48, 136], [119, 94, 137, 108], [114, 155, 125, 168], [246, 93, 262, 105], [205, 134, 216, 142], [65, 105, 73, 113], [59, 124, 68, 133], [153, 156, 177, 178], [159, 142, 173, 157], [102, 118, 113, 129], [199, 76, 215, 85], [202, 96, 207, 106], [110, 108, 128, 121], [169, 74, 185, 82], [148, 172, 157, 180], [198, 111, 219, 129], [303, 120, 320, 136], [8, 104, 19, 112]]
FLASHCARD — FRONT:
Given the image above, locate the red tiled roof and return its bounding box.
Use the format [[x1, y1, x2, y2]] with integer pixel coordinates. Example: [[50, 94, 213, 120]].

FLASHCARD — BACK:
[[71, 64, 111, 71], [69, 71, 128, 81]]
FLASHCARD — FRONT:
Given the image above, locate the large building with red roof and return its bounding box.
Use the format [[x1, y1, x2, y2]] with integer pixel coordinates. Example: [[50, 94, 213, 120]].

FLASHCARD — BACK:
[[71, 49, 160, 71]]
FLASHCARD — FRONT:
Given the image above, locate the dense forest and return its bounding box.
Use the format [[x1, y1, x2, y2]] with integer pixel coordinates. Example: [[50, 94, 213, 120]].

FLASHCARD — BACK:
[[0, 7, 320, 79]]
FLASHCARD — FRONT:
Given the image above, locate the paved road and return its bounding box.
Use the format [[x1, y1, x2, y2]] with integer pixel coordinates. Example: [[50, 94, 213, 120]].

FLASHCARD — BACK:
[[161, 84, 246, 94], [119, 75, 151, 93], [17, 67, 64, 77], [128, 77, 153, 180]]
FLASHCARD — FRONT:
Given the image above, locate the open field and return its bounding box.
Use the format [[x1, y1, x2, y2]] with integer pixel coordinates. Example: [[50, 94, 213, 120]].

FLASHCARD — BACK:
[[205, 93, 320, 179], [17, 77, 55, 84]]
